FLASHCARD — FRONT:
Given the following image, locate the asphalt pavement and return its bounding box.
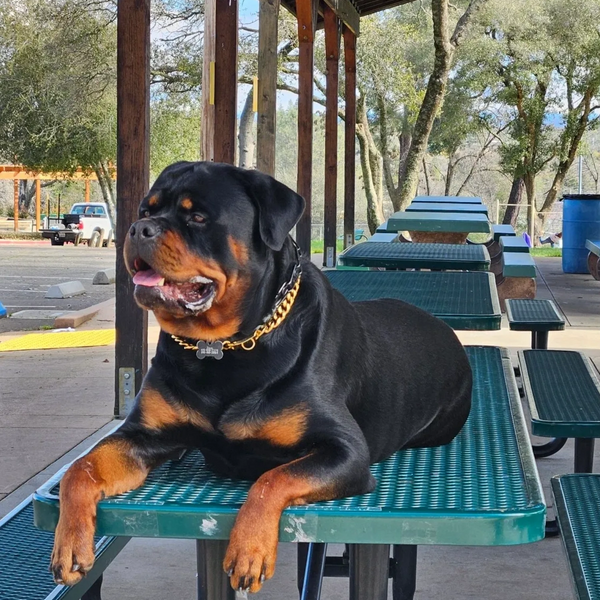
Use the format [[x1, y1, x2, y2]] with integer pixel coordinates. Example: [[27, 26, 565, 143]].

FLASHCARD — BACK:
[[0, 241, 116, 332]]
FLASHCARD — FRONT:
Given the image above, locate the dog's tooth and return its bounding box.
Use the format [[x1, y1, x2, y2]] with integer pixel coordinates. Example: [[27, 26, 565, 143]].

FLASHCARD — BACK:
[[157, 278, 165, 286]]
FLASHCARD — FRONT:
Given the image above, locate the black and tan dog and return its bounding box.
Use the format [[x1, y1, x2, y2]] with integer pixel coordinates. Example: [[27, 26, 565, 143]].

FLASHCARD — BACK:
[[51, 161, 472, 593]]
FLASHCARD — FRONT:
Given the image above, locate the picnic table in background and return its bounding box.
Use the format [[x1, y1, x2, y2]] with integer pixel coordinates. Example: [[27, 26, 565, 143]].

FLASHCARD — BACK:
[[386, 211, 491, 244], [338, 242, 491, 271]]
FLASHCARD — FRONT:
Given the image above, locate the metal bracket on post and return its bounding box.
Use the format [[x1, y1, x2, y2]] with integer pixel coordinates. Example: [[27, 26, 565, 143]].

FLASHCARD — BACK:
[[326, 246, 335, 268], [118, 367, 136, 416]]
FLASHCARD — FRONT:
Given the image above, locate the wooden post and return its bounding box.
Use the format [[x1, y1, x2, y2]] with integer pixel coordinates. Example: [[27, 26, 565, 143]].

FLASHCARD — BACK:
[[257, 0, 280, 176], [202, 0, 238, 165], [116, 0, 150, 417], [35, 179, 41, 231], [296, 0, 317, 257], [323, 7, 340, 267], [13, 179, 19, 232], [85, 180, 91, 202], [343, 27, 356, 249]]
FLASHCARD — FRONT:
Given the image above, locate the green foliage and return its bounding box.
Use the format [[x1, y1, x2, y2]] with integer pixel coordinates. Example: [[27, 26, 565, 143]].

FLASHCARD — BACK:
[[150, 98, 201, 180], [0, 0, 117, 172]]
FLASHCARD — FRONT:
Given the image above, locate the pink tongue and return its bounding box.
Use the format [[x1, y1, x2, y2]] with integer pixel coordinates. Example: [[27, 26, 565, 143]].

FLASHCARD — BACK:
[[133, 269, 164, 287]]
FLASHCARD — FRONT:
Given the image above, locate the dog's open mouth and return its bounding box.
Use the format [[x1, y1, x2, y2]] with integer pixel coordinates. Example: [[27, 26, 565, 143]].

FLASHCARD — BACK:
[[132, 259, 216, 313]]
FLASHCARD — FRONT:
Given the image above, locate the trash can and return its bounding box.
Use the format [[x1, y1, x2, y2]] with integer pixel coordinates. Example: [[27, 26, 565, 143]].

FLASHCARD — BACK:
[[562, 194, 600, 273]]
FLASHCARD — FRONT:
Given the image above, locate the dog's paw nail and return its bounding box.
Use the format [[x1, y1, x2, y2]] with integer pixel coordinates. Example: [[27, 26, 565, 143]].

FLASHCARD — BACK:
[[228, 569, 233, 577], [72, 564, 80, 572], [260, 574, 265, 583]]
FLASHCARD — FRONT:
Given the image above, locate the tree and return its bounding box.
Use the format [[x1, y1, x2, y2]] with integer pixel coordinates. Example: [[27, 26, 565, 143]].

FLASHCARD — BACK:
[[396, 0, 488, 210], [473, 0, 600, 236], [0, 0, 117, 214]]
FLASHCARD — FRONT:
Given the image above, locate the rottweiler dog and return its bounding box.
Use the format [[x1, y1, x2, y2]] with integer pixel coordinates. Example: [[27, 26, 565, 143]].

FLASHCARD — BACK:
[[51, 161, 472, 593]]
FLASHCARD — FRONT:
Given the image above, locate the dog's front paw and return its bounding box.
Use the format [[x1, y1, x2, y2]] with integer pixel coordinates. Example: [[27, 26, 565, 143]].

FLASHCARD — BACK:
[[223, 529, 278, 593], [50, 517, 96, 586]]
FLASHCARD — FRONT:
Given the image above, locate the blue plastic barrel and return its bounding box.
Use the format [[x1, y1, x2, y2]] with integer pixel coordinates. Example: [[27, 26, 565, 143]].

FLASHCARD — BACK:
[[0, 301, 6, 318], [562, 194, 600, 273]]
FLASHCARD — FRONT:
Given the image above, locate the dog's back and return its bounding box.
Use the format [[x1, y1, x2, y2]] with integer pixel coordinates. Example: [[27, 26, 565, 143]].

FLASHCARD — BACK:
[[311, 266, 472, 463]]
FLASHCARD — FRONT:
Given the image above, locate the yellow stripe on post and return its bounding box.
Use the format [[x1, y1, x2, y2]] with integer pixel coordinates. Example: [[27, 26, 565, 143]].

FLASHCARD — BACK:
[[253, 76, 259, 112], [35, 179, 41, 231], [13, 179, 19, 232], [209, 61, 216, 105]]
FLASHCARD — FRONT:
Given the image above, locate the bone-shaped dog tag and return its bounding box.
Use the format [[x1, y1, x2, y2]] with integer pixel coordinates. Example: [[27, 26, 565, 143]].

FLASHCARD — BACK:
[[196, 340, 224, 360]]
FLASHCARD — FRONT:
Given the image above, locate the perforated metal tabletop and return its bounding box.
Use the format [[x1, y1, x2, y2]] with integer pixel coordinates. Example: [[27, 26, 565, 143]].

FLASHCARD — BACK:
[[33, 347, 545, 547], [338, 242, 491, 271], [325, 270, 501, 330], [387, 211, 491, 233]]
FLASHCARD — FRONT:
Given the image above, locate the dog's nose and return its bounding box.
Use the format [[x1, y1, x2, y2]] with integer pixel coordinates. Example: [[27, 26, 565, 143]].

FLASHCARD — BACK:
[[129, 219, 161, 240]]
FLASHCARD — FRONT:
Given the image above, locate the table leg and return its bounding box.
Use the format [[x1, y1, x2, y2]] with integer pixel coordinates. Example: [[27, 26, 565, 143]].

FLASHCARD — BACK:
[[392, 545, 417, 600], [349, 544, 389, 600], [196, 540, 235, 600], [300, 543, 327, 600], [532, 331, 549, 349], [575, 438, 595, 473], [82, 573, 103, 600]]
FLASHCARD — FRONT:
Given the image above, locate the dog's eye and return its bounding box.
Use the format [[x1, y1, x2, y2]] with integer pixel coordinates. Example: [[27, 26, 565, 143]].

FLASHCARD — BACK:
[[142, 209, 150, 218], [191, 214, 206, 224]]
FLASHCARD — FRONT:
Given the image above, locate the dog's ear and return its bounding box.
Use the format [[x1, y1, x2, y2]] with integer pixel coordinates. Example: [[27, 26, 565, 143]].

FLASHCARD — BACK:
[[240, 169, 305, 251]]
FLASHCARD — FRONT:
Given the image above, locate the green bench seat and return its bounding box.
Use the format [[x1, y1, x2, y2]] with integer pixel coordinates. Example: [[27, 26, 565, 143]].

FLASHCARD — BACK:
[[500, 236, 530, 253], [376, 220, 393, 233], [585, 239, 600, 256], [492, 224, 516, 242], [552, 474, 600, 600], [0, 497, 129, 600], [367, 232, 398, 242], [518, 350, 600, 471], [586, 239, 600, 280], [387, 211, 491, 234], [502, 252, 536, 278], [505, 299, 564, 349]]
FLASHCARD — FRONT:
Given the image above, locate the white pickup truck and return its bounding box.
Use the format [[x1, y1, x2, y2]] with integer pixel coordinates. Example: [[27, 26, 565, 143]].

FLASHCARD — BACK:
[[42, 202, 114, 247]]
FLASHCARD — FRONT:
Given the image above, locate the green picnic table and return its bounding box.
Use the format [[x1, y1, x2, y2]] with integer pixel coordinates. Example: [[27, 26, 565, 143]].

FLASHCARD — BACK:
[[338, 242, 491, 271], [33, 346, 544, 600], [407, 202, 488, 215], [413, 195, 483, 204], [325, 270, 501, 330]]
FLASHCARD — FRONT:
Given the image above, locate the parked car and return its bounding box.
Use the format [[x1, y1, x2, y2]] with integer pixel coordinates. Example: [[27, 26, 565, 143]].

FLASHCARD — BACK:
[[41, 202, 114, 247]]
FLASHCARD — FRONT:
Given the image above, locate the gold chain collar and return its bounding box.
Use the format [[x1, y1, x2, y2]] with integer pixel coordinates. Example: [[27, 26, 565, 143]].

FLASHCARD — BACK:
[[170, 274, 301, 353]]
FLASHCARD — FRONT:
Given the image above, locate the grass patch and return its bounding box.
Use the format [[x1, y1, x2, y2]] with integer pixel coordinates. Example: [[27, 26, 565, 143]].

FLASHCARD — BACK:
[[531, 247, 562, 257], [311, 240, 345, 254]]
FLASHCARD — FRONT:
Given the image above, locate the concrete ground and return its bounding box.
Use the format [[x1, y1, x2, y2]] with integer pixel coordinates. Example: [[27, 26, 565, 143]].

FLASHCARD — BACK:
[[1, 255, 599, 599]]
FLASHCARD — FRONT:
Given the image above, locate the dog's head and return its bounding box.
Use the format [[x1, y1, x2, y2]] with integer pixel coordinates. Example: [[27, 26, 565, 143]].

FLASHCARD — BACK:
[[124, 161, 305, 340]]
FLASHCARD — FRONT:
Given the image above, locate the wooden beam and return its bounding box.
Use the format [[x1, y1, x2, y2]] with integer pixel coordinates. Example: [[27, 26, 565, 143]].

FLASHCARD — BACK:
[[13, 179, 19, 232], [323, 6, 340, 267], [295, 0, 317, 257], [201, 0, 215, 161], [116, 0, 150, 417], [322, 0, 360, 35], [343, 26, 357, 249], [35, 179, 41, 232], [257, 0, 280, 175], [202, 0, 239, 164], [0, 165, 114, 181]]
